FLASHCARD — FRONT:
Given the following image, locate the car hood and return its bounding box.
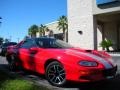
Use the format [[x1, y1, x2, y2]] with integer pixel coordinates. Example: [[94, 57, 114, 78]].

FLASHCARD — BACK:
[[48, 48, 110, 59], [47, 48, 115, 69], [65, 48, 110, 58]]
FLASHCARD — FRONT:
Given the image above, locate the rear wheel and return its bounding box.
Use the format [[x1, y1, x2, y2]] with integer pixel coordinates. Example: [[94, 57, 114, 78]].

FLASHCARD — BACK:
[[46, 61, 66, 87], [6, 54, 18, 71]]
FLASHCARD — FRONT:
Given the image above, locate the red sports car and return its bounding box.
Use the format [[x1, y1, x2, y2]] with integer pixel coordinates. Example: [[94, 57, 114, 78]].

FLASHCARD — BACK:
[[6, 37, 117, 86]]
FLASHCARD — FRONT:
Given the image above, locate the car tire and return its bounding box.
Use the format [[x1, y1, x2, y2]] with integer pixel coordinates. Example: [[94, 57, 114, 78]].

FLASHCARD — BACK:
[[45, 61, 66, 87], [6, 54, 18, 71]]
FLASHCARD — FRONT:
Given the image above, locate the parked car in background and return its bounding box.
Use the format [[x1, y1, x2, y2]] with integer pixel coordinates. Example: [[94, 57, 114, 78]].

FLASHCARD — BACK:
[[0, 45, 2, 55], [6, 37, 117, 86], [0, 42, 17, 56]]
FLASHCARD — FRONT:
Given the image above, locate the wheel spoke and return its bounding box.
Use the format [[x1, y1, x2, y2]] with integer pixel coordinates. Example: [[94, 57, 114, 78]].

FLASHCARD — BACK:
[[48, 68, 54, 73], [59, 69, 64, 73], [48, 73, 55, 76], [57, 77, 62, 84], [59, 72, 65, 76], [59, 75, 64, 81], [51, 76, 56, 82], [53, 65, 56, 73], [56, 65, 59, 72], [54, 77, 58, 83]]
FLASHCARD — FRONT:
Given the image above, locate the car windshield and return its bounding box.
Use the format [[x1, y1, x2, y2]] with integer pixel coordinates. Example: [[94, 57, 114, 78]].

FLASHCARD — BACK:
[[36, 38, 73, 48]]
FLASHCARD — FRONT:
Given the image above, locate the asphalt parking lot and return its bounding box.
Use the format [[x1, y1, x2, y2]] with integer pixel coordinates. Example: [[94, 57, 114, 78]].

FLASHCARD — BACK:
[[0, 56, 120, 90]]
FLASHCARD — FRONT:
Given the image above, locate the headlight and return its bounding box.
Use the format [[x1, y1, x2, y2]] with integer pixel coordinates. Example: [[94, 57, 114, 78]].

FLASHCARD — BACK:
[[79, 60, 98, 67]]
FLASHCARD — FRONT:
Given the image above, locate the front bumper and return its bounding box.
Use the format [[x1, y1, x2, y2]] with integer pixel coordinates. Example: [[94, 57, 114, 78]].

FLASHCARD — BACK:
[[81, 66, 117, 82], [66, 66, 117, 82], [103, 65, 117, 79]]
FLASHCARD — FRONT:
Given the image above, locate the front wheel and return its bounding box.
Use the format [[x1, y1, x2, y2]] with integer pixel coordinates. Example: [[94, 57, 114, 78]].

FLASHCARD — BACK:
[[45, 61, 66, 87]]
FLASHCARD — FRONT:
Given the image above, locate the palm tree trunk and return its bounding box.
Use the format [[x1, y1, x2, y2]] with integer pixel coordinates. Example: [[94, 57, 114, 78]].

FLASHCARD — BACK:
[[63, 29, 66, 41], [43, 31, 45, 36], [39, 31, 42, 37], [32, 34, 36, 38]]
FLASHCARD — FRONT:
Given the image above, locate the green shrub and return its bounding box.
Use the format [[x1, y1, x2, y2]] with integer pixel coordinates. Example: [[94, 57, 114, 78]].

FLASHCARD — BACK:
[[100, 40, 113, 52]]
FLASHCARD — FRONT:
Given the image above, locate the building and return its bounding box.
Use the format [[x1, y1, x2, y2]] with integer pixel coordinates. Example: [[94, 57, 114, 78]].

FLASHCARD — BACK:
[[36, 21, 63, 40], [67, 0, 120, 50]]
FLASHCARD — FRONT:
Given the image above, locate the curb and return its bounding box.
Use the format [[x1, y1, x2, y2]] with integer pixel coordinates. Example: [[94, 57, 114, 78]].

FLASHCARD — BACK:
[[109, 54, 120, 57]]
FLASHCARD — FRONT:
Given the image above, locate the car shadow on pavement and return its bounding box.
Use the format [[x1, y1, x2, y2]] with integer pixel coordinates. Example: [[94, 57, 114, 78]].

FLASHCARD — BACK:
[[18, 71, 120, 90], [63, 74, 120, 90], [0, 64, 9, 70]]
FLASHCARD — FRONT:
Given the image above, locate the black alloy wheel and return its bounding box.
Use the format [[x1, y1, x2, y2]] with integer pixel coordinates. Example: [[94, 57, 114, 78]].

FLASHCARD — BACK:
[[7, 55, 17, 71], [46, 61, 66, 87]]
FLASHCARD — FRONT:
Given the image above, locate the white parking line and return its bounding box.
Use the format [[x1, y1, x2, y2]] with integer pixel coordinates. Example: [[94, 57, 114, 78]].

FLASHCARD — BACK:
[[109, 54, 120, 57]]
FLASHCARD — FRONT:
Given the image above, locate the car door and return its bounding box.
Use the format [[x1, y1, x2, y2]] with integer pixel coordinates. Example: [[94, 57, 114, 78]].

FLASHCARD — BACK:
[[19, 39, 38, 70]]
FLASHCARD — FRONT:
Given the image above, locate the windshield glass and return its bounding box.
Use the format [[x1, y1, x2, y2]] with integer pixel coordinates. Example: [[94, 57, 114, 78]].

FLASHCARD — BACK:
[[36, 38, 73, 48]]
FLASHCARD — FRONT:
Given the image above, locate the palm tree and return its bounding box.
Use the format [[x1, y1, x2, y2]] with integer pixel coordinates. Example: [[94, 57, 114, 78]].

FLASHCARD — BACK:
[[28, 24, 39, 37], [39, 24, 49, 37], [57, 15, 68, 42]]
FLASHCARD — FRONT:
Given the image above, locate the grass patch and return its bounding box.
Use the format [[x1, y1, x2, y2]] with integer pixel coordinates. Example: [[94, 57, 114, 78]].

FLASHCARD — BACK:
[[0, 70, 50, 90]]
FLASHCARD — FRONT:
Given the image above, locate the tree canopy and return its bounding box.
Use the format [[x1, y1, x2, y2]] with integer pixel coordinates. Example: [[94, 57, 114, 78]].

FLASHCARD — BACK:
[[28, 24, 39, 37], [57, 15, 68, 41], [39, 24, 49, 37]]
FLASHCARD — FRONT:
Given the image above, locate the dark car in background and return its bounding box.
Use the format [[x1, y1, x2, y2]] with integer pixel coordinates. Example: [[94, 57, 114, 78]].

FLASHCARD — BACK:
[[0, 42, 17, 56]]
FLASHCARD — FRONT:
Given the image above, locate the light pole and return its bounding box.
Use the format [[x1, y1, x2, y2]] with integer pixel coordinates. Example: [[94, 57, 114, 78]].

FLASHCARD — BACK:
[[17, 38, 19, 43], [9, 36, 12, 42]]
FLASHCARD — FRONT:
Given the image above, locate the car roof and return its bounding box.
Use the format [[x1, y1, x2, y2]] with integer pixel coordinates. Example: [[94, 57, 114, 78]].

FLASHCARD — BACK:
[[26, 37, 56, 41]]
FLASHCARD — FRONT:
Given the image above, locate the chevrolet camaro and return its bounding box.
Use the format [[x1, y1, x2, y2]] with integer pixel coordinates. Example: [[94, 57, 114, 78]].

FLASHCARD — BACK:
[[6, 37, 117, 86]]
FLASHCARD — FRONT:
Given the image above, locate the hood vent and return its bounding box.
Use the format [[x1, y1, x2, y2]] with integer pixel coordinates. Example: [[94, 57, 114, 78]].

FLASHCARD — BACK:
[[85, 50, 92, 53]]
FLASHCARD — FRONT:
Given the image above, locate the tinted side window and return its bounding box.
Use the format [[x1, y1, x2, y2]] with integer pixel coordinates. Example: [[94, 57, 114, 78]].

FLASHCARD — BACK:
[[20, 40, 37, 49], [36, 39, 53, 48]]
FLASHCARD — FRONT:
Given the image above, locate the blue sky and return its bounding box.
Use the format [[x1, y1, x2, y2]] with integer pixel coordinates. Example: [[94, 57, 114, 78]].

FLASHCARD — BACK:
[[0, 0, 67, 42]]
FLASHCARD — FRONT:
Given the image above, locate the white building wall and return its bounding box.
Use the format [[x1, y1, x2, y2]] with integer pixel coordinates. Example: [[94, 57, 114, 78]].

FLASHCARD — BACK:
[[97, 25, 103, 50], [36, 21, 62, 37], [67, 0, 95, 49], [45, 21, 62, 35]]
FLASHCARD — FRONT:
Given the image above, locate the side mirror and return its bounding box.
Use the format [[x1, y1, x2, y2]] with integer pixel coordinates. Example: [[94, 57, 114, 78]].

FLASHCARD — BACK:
[[29, 47, 39, 54]]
